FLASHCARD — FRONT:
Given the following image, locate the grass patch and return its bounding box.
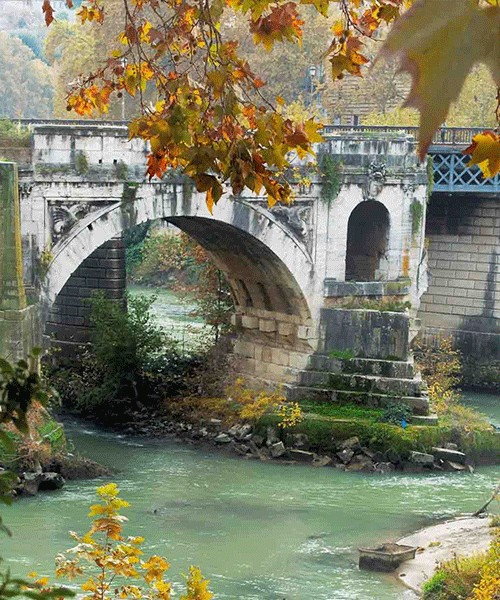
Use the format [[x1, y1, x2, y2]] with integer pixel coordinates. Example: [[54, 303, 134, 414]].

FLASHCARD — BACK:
[[253, 412, 500, 462], [299, 400, 384, 421]]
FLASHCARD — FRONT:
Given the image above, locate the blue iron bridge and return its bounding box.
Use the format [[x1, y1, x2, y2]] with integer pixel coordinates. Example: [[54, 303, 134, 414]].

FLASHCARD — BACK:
[[11, 120, 500, 195]]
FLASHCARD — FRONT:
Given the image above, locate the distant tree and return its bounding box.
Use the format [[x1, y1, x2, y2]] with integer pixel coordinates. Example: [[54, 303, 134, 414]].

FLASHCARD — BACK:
[[0, 33, 53, 118], [447, 64, 498, 128], [45, 21, 98, 117], [362, 64, 497, 129], [223, 8, 332, 106], [177, 235, 234, 344], [362, 107, 419, 127]]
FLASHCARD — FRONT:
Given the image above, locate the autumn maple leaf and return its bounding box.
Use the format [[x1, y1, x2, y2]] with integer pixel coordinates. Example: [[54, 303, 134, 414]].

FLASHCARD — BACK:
[[463, 131, 500, 178], [379, 0, 500, 159]]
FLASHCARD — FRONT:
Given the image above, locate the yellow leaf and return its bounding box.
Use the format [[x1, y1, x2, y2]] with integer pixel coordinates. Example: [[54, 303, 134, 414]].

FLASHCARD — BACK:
[[379, 0, 500, 159], [464, 131, 500, 177], [96, 483, 119, 498], [304, 119, 324, 144], [267, 194, 277, 208]]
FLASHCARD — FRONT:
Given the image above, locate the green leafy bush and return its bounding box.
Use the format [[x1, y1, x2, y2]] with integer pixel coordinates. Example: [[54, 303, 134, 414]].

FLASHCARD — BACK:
[[422, 553, 489, 600], [49, 293, 204, 422], [380, 401, 413, 425]]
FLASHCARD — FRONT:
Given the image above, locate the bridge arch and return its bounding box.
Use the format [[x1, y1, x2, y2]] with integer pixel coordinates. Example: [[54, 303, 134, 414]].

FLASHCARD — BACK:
[[345, 200, 391, 281], [42, 188, 313, 320]]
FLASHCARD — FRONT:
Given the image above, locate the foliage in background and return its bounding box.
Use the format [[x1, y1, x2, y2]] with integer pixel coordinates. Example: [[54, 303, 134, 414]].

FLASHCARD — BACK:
[[176, 235, 234, 344], [361, 64, 498, 130], [0, 120, 31, 147], [52, 483, 213, 600], [414, 338, 493, 435], [0, 33, 53, 119], [0, 352, 73, 600], [49, 293, 204, 422], [128, 229, 233, 343], [128, 230, 195, 286]]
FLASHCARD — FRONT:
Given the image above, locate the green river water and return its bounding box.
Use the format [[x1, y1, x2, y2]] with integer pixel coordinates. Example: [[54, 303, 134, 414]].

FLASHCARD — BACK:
[[3, 287, 499, 599]]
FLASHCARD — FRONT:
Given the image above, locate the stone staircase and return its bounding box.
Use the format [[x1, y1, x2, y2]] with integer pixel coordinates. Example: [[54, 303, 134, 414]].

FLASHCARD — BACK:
[[287, 353, 432, 417]]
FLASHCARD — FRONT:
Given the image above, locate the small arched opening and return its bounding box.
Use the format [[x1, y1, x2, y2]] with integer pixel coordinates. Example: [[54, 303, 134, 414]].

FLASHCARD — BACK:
[[345, 200, 390, 282]]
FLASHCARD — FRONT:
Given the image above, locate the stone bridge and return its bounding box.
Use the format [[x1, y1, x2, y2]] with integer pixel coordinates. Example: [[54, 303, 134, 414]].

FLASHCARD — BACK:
[[1, 120, 497, 412]]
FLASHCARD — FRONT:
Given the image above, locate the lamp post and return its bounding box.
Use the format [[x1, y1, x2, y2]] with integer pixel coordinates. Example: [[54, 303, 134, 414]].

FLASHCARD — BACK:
[[308, 65, 317, 106]]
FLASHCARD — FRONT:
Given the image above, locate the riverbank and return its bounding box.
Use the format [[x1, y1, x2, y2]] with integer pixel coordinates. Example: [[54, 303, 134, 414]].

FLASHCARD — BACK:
[[4, 417, 499, 600], [395, 516, 493, 593], [77, 398, 499, 475], [0, 404, 111, 497]]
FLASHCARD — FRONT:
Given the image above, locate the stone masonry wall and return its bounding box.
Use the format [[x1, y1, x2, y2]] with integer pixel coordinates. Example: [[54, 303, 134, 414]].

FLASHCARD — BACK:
[[418, 194, 500, 361], [45, 237, 126, 356]]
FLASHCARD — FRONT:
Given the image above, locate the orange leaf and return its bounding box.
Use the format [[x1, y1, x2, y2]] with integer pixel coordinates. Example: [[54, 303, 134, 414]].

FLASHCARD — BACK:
[[206, 188, 214, 214], [42, 0, 55, 26]]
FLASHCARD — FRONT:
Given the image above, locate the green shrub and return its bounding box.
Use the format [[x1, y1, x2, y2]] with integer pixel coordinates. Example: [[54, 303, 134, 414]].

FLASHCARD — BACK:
[[49, 292, 204, 422], [380, 401, 413, 425], [74, 151, 89, 175], [422, 570, 447, 599], [422, 554, 489, 600]]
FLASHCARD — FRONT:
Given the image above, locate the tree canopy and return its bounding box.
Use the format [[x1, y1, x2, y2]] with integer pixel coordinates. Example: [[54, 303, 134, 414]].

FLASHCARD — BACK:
[[41, 0, 500, 208], [0, 33, 53, 119]]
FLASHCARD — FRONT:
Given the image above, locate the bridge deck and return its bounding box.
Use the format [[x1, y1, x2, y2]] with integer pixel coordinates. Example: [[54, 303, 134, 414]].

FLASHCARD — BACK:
[[10, 120, 500, 195]]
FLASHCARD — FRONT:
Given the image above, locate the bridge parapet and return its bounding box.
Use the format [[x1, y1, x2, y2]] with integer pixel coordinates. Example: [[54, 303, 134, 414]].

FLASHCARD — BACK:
[[9, 120, 499, 195]]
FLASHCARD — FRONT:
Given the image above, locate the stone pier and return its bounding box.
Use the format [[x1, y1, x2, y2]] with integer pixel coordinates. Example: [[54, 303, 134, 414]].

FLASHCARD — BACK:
[[0, 162, 39, 360], [45, 237, 126, 355]]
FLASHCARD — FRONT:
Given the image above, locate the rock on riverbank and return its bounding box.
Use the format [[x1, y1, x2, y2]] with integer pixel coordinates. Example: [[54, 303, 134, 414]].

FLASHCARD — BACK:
[[15, 454, 112, 496], [119, 409, 477, 474], [395, 516, 493, 593]]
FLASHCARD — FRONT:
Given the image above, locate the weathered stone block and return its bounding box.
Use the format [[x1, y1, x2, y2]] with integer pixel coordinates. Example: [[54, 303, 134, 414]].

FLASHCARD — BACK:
[[432, 447, 467, 465], [319, 308, 409, 360], [297, 325, 311, 340], [241, 315, 259, 329], [409, 451, 434, 466], [259, 319, 276, 333], [234, 340, 255, 358], [278, 322, 294, 336], [230, 313, 242, 327], [271, 347, 289, 366]]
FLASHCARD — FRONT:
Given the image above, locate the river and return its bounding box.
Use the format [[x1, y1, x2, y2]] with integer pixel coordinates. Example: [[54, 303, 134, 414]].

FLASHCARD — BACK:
[[128, 285, 210, 350], [3, 287, 499, 599], [3, 413, 499, 600]]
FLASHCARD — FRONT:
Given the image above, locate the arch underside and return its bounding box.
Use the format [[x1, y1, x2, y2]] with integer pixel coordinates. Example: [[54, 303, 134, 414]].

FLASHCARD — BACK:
[[168, 217, 308, 319], [42, 198, 312, 326]]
